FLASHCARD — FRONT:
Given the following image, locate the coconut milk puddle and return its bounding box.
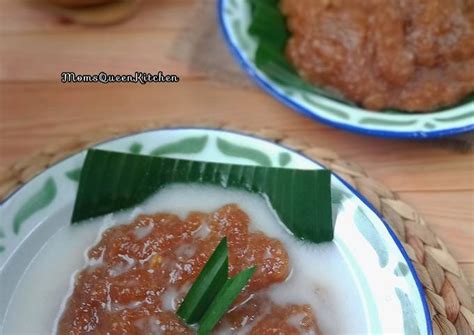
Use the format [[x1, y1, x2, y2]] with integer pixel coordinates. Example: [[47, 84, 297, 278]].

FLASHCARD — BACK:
[[2, 184, 367, 334]]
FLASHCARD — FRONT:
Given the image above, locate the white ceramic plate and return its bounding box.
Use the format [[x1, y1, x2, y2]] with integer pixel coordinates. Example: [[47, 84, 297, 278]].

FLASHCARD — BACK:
[[218, 0, 474, 139], [0, 128, 431, 334]]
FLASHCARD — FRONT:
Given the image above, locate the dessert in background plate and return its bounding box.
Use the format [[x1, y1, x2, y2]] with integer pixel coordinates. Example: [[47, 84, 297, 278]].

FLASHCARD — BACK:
[[282, 0, 474, 112]]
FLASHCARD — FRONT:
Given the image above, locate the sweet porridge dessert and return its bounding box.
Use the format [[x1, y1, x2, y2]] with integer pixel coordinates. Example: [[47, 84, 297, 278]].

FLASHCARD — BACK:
[[282, 0, 474, 111]]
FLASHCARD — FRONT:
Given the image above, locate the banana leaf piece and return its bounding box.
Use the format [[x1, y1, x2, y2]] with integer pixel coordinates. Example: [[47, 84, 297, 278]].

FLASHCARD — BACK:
[[72, 149, 333, 244]]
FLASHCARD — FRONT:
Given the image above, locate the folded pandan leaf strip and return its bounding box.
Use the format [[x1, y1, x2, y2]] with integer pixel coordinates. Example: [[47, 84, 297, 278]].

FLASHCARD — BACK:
[[177, 238, 229, 325], [197, 266, 256, 335], [176, 237, 255, 334]]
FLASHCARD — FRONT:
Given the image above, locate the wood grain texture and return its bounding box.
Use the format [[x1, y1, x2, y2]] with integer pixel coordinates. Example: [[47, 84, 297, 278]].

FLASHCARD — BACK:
[[0, 0, 473, 289], [0, 0, 192, 33]]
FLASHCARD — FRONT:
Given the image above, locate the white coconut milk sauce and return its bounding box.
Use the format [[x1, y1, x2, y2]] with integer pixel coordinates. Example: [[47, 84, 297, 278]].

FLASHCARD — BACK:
[[2, 184, 367, 334]]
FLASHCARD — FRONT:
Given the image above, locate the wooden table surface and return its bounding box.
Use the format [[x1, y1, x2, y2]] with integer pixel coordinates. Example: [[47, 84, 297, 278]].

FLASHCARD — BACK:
[[0, 0, 473, 291]]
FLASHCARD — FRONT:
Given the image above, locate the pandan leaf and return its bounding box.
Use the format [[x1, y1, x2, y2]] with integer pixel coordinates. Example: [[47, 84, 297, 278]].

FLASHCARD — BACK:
[[177, 238, 256, 334], [197, 266, 256, 334], [71, 149, 333, 244], [177, 238, 229, 324]]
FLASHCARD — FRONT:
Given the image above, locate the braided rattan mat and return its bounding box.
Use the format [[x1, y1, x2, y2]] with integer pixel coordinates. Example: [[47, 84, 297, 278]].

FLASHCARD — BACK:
[[0, 122, 473, 335]]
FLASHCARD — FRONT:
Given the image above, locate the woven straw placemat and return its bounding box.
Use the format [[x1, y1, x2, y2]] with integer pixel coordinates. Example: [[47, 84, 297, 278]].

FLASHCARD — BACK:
[[0, 121, 472, 335]]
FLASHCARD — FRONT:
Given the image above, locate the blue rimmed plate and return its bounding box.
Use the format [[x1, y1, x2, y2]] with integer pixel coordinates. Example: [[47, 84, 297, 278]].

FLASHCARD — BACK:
[[0, 128, 431, 334], [217, 0, 474, 139]]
